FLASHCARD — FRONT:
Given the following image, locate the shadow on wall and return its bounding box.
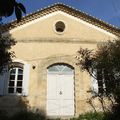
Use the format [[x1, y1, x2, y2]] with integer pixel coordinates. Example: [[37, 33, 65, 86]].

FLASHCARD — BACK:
[[0, 96, 29, 115], [0, 96, 46, 119], [0, 28, 46, 119]]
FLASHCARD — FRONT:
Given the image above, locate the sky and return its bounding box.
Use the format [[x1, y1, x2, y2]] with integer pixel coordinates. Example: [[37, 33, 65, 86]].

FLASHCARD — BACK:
[[3, 0, 120, 28]]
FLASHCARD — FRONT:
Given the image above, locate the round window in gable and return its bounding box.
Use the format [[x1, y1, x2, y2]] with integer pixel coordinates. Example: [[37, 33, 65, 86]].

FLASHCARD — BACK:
[[55, 21, 65, 33]]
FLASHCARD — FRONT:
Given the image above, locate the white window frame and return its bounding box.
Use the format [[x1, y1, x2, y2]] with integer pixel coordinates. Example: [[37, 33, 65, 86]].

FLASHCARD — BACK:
[[0, 59, 30, 96], [7, 59, 30, 96], [8, 67, 23, 95]]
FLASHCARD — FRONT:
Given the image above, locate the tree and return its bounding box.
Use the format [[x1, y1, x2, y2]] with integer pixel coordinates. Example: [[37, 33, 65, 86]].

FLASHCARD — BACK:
[[0, 34, 16, 73], [0, 0, 26, 73], [77, 39, 120, 119], [0, 0, 26, 22]]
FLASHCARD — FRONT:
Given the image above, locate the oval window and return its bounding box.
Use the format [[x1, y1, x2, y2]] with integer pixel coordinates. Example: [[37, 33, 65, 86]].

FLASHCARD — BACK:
[[55, 21, 65, 33]]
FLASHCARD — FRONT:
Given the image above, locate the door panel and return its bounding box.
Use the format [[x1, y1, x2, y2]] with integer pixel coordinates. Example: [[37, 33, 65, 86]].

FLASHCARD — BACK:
[[47, 71, 74, 116], [47, 74, 57, 99], [47, 100, 60, 116], [59, 75, 74, 99], [60, 100, 74, 116]]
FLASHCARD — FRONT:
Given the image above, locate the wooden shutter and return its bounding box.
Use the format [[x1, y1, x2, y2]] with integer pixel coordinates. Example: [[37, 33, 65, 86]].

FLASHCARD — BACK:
[[22, 64, 30, 96], [91, 71, 98, 94], [0, 68, 8, 95]]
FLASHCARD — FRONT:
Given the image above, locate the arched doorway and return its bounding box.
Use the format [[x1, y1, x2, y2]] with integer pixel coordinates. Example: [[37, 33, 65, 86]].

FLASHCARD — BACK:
[[47, 63, 74, 116]]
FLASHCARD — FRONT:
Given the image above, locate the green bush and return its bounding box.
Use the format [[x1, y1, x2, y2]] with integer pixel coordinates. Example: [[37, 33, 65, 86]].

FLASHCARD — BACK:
[[70, 112, 104, 120], [9, 110, 46, 120], [0, 110, 9, 120]]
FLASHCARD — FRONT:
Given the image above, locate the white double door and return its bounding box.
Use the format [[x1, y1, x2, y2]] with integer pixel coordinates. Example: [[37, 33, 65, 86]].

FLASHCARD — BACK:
[[47, 73, 74, 116]]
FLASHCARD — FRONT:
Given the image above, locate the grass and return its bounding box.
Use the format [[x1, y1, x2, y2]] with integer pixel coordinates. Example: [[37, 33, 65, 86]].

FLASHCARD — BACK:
[[0, 110, 114, 120], [70, 112, 104, 120]]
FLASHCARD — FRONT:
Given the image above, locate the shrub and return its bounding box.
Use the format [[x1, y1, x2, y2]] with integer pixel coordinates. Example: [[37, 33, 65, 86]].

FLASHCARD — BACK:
[[0, 110, 9, 120], [70, 112, 104, 120], [9, 110, 46, 120]]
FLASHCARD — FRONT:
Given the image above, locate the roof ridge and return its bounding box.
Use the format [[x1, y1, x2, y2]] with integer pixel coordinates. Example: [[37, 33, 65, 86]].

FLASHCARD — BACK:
[[1, 3, 120, 36]]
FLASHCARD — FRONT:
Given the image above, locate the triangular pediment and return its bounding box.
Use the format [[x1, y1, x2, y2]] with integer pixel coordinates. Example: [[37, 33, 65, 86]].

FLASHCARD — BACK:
[[2, 3, 120, 42]]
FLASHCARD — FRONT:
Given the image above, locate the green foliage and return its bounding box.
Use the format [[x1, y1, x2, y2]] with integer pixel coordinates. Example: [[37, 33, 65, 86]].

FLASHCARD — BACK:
[[0, 0, 26, 21], [77, 39, 120, 120], [9, 110, 46, 120], [0, 35, 16, 73], [77, 39, 120, 95], [103, 88, 120, 120], [47, 118, 60, 120], [0, 109, 47, 120], [0, 110, 9, 120], [0, 110, 116, 120], [70, 112, 104, 120]]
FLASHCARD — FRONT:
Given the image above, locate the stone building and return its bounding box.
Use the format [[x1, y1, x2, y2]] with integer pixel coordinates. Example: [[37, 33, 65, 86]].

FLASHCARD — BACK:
[[0, 3, 119, 117]]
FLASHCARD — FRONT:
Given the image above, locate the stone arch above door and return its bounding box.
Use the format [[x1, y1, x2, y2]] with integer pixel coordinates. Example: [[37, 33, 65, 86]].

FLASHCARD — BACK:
[[47, 63, 74, 74], [37, 55, 81, 116], [39, 55, 76, 79]]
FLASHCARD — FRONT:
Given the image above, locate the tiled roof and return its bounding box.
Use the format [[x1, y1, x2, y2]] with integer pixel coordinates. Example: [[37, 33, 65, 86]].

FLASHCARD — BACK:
[[0, 3, 120, 36]]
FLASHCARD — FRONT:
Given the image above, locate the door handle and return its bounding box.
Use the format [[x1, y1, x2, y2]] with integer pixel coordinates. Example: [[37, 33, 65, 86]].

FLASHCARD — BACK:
[[59, 91, 62, 95]]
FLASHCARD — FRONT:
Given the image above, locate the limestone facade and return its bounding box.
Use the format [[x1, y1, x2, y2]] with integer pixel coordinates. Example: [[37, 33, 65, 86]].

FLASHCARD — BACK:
[[0, 3, 119, 117]]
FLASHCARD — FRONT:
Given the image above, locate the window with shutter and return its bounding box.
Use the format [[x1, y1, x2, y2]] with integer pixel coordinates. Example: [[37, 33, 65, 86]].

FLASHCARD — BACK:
[[91, 70, 98, 94], [91, 69, 119, 95], [91, 69, 106, 95]]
